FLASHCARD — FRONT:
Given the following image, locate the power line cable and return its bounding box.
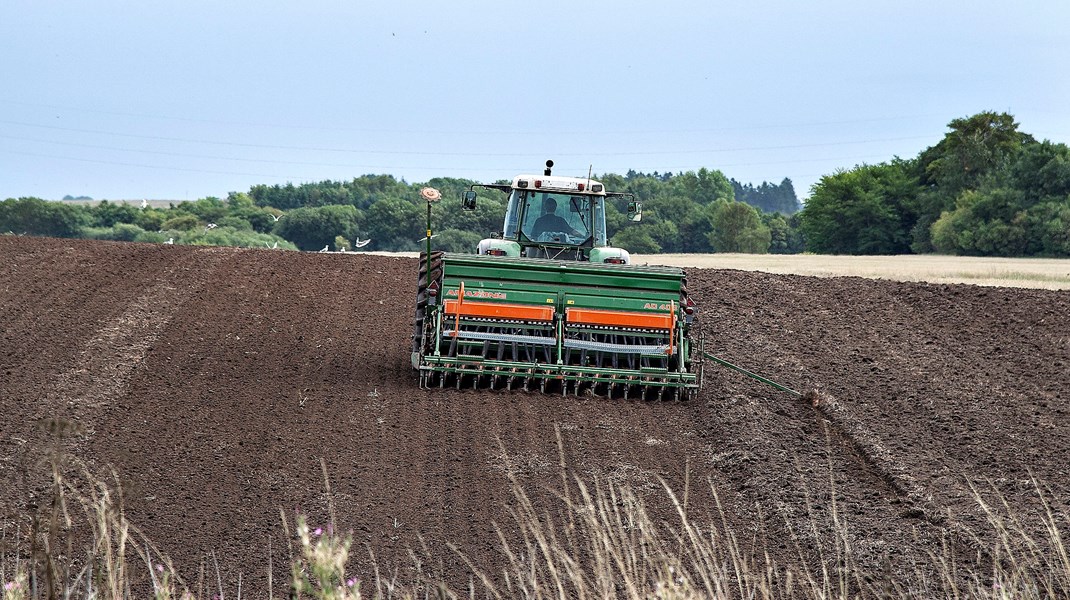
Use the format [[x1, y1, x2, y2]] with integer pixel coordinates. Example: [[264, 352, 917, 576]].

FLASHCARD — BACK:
[[0, 98, 949, 136], [0, 119, 938, 156], [0, 149, 309, 180], [0, 133, 895, 172]]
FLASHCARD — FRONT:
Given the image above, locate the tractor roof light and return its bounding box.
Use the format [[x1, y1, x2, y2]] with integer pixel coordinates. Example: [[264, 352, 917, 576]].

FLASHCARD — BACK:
[[577, 183, 585, 191], [517, 179, 529, 188], [592, 184, 603, 193], [534, 180, 542, 188]]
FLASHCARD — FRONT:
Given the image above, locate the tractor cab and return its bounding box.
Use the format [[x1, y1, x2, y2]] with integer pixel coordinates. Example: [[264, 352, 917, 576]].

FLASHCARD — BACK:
[[462, 160, 642, 263]]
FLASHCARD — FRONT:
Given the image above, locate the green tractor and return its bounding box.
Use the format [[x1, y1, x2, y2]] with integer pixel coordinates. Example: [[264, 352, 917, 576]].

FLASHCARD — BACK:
[[412, 161, 700, 400]]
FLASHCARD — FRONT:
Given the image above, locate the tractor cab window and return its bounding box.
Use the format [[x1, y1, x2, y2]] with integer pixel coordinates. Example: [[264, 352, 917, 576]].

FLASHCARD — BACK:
[[503, 191, 522, 239], [520, 192, 592, 244], [591, 197, 608, 246]]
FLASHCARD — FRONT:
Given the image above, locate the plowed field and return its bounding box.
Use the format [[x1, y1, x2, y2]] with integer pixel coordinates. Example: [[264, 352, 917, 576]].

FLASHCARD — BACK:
[[2, 236, 1068, 593]]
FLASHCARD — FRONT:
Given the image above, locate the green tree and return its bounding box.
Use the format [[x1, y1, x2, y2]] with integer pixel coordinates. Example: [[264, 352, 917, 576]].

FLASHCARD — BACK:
[[422, 177, 482, 206], [763, 212, 804, 254], [218, 216, 253, 231], [434, 228, 482, 253], [708, 201, 770, 253], [800, 163, 915, 254], [225, 191, 256, 209], [644, 221, 680, 253], [363, 198, 422, 250], [82, 223, 146, 242], [183, 226, 293, 248], [604, 201, 627, 242], [229, 207, 277, 233], [346, 175, 409, 209], [1025, 201, 1070, 255], [161, 214, 200, 231], [1005, 141, 1070, 203], [670, 168, 734, 205], [91, 200, 140, 227], [0, 197, 90, 237], [920, 111, 1033, 197], [273, 205, 364, 251], [134, 209, 167, 232], [183, 197, 228, 223], [611, 227, 661, 254], [731, 178, 801, 214], [438, 196, 506, 237], [647, 195, 712, 253]]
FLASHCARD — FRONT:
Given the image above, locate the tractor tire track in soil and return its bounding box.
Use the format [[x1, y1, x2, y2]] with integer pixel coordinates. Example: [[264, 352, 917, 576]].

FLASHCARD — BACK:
[[2, 237, 1068, 594]]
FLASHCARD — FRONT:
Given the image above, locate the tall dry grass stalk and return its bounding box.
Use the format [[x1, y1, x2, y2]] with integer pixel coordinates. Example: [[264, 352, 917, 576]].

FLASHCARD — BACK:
[[0, 443, 189, 600]]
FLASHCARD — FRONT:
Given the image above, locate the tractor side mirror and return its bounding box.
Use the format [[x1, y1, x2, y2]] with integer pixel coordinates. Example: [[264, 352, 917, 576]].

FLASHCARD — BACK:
[[627, 201, 643, 222], [461, 190, 477, 210]]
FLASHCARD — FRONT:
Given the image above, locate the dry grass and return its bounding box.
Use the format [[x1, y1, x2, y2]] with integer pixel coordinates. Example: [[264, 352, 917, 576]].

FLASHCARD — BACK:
[[4, 433, 1069, 600], [633, 253, 1070, 290]]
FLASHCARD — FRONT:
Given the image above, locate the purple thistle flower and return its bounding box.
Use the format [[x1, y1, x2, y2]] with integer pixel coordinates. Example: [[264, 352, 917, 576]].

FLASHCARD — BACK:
[[346, 578, 355, 587], [313, 527, 322, 536], [156, 564, 165, 573], [4, 581, 17, 591]]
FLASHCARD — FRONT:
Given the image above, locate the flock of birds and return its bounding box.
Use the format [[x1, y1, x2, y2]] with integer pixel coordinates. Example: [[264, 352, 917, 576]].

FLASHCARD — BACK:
[[140, 203, 371, 253], [318, 238, 371, 253]]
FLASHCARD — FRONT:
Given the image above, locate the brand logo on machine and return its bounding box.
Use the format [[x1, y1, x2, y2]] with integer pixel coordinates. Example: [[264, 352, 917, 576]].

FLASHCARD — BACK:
[[643, 302, 672, 310], [446, 289, 507, 300]]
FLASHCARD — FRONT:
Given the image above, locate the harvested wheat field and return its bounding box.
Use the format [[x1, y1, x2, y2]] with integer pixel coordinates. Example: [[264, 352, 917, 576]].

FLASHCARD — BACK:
[[2, 236, 1069, 596]]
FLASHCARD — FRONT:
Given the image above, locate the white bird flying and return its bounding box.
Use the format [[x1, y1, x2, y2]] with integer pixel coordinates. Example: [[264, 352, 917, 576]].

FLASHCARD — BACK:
[[353, 238, 371, 248], [140, 199, 148, 209], [271, 214, 281, 222], [205, 223, 217, 231]]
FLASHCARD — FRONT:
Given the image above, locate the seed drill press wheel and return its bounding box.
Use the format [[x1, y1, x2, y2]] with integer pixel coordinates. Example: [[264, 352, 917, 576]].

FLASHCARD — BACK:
[[412, 250, 444, 358]]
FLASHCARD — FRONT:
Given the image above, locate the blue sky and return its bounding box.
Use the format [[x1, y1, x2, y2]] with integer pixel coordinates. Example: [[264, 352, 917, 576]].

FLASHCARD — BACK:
[[2, 0, 1067, 201]]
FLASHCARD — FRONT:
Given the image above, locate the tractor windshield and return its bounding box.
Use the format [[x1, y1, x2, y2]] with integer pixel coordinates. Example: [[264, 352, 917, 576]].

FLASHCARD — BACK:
[[519, 191, 594, 244]]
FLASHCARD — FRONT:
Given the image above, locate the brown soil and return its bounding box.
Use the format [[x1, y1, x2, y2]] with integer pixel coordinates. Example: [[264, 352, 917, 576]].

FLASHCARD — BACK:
[[2, 236, 1068, 593]]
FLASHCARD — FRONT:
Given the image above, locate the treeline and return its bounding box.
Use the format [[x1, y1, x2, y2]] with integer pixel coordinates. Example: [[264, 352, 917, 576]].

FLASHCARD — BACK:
[[5, 111, 1065, 257], [0, 195, 298, 249], [800, 111, 1070, 256], [2, 171, 801, 254], [598, 170, 802, 254]]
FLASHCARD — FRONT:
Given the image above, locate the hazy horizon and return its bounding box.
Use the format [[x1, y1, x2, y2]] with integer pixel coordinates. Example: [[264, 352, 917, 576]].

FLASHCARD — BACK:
[[3, 0, 1067, 202]]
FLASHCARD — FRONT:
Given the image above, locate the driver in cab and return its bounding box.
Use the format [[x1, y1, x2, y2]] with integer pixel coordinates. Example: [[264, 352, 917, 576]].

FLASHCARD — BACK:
[[531, 197, 581, 240]]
